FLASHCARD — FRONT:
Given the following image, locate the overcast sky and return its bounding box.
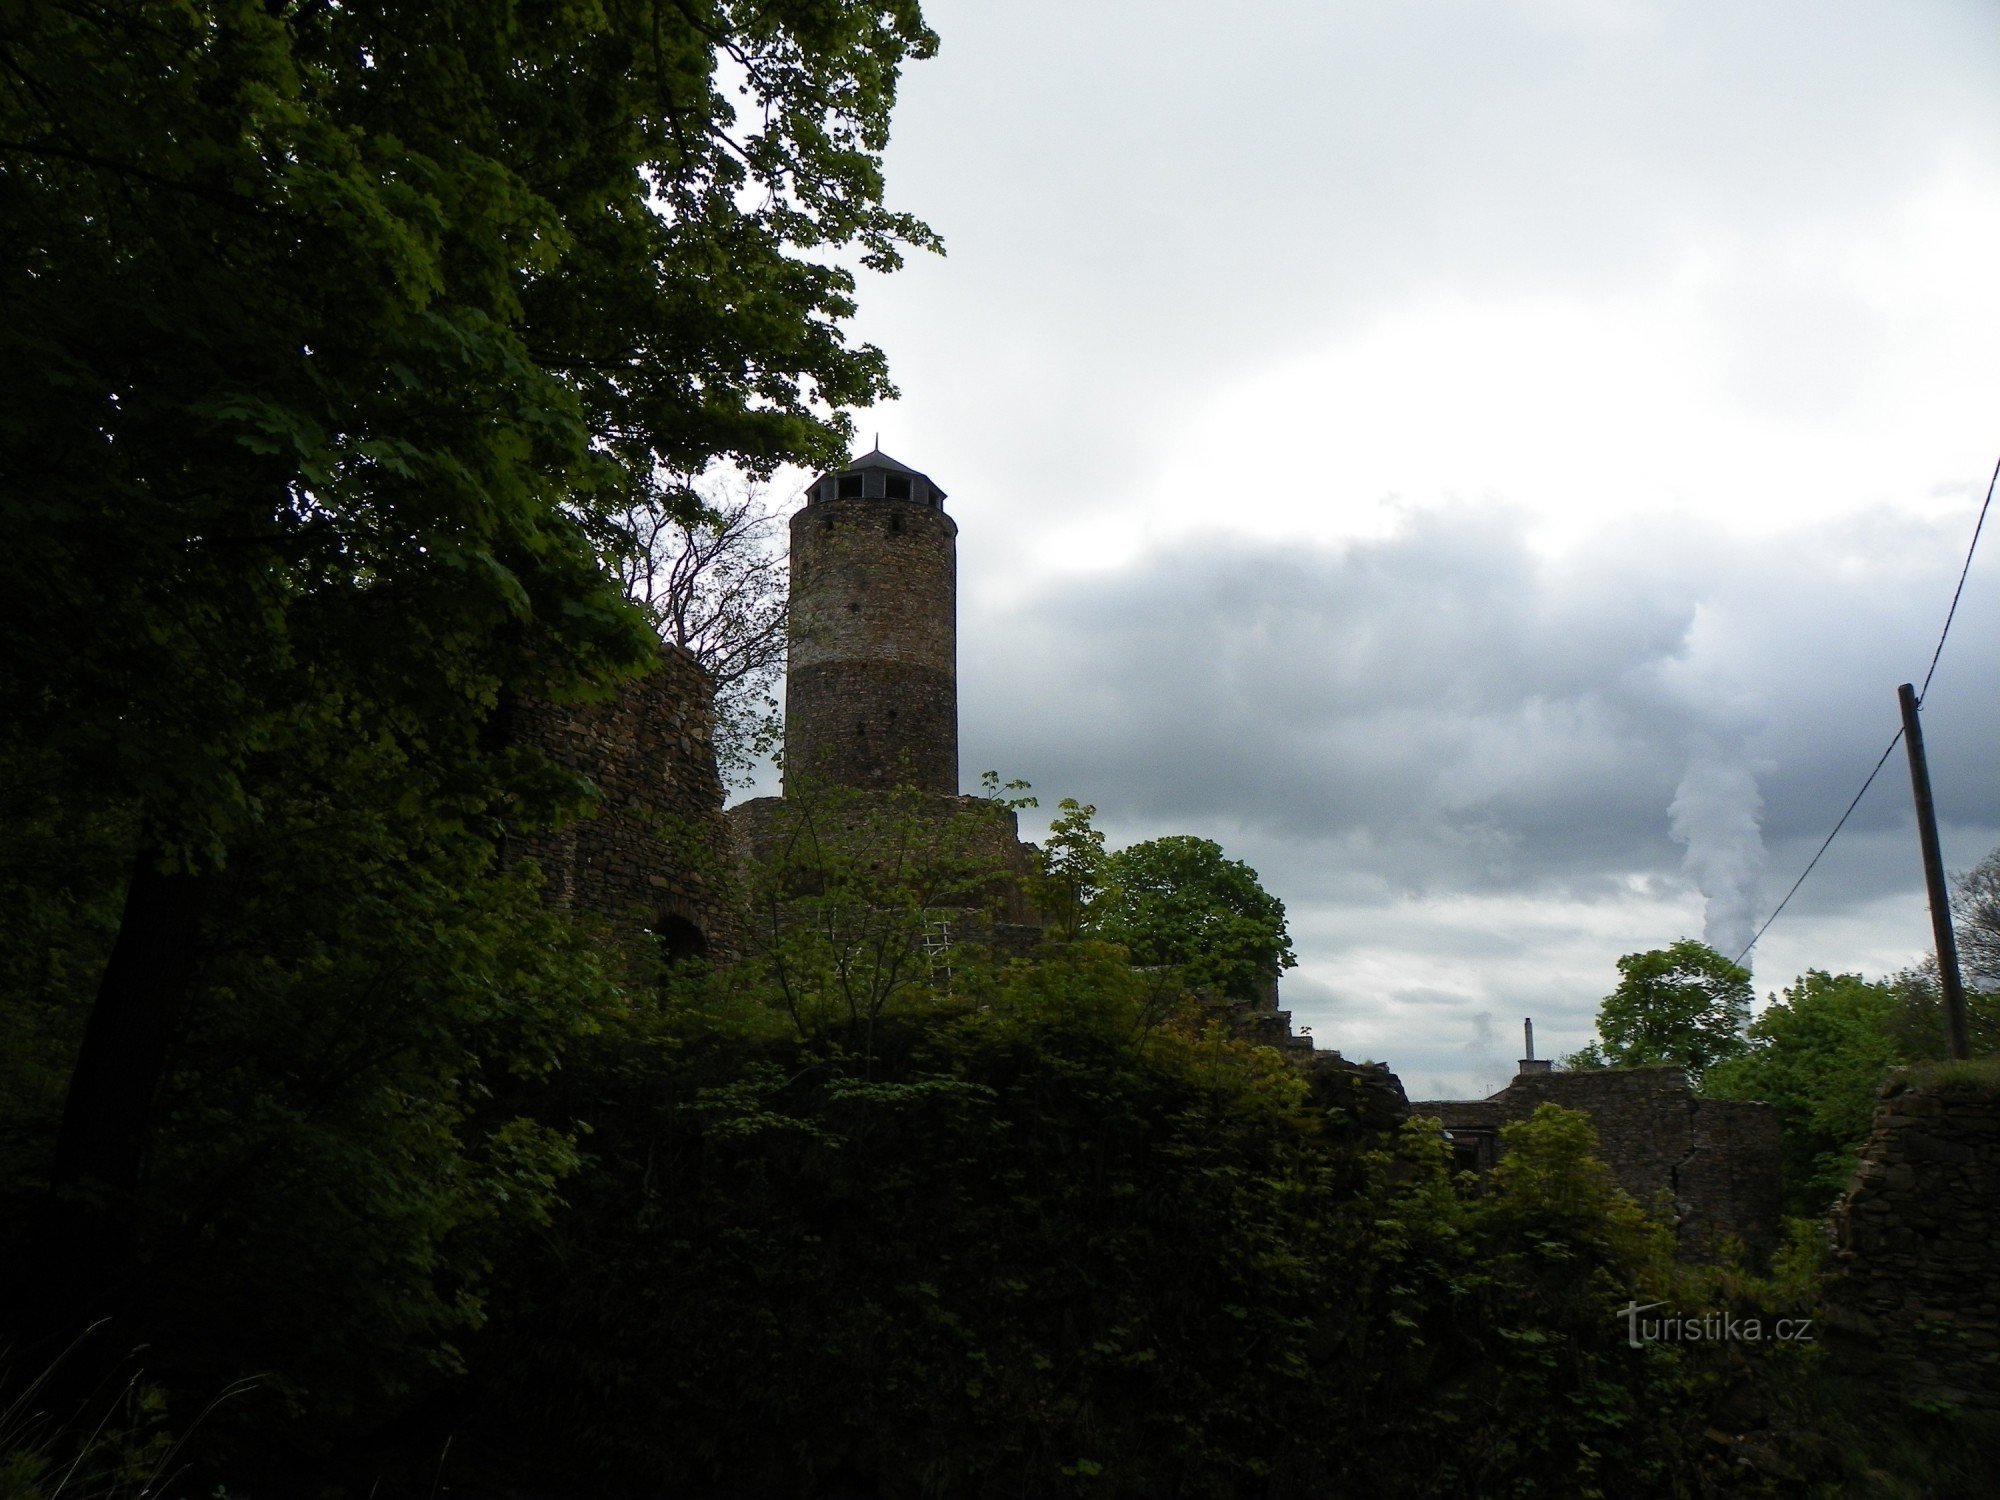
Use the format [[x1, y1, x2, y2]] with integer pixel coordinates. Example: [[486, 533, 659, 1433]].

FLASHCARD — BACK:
[[743, 0, 2000, 1098]]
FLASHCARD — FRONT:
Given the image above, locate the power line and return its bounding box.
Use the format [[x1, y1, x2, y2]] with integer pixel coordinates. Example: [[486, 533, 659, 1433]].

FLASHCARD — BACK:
[[1918, 451, 1999, 704], [1733, 449, 1999, 966], [1731, 731, 1901, 967]]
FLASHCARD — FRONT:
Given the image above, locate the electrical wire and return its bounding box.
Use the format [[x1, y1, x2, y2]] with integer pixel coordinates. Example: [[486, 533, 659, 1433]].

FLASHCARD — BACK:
[[1918, 451, 1999, 704], [1731, 731, 1901, 966], [1733, 449, 1999, 966]]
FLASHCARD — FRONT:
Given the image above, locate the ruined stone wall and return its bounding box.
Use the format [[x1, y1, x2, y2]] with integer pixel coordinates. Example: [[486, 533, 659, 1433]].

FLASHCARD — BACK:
[[1185, 979, 1315, 1053], [729, 789, 1036, 932], [1300, 1053, 1410, 1131], [786, 497, 957, 796], [1416, 1065, 1784, 1260], [509, 642, 738, 965], [1824, 1064, 2000, 1411]]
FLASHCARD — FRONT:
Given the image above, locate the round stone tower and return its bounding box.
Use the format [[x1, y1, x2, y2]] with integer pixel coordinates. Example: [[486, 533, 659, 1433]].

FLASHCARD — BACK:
[[783, 447, 957, 795]]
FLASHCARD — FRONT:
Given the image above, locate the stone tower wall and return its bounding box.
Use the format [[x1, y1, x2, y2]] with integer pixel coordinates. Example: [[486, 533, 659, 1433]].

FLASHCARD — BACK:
[[785, 496, 958, 796], [508, 642, 738, 965]]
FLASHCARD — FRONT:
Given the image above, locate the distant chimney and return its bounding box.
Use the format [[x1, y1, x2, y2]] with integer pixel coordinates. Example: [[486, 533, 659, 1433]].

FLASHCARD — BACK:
[[1519, 1017, 1552, 1074]]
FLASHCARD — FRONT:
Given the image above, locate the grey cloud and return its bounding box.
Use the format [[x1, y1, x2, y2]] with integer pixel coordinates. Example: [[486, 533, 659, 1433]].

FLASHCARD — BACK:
[[962, 502, 2000, 945], [968, 510, 1705, 888]]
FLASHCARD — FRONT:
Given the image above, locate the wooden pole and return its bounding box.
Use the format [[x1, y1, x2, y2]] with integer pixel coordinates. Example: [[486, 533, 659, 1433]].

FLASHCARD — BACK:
[[1898, 683, 1972, 1060]]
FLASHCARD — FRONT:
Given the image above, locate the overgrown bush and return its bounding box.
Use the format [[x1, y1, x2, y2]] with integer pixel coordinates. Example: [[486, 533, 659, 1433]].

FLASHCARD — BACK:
[[453, 936, 1814, 1498]]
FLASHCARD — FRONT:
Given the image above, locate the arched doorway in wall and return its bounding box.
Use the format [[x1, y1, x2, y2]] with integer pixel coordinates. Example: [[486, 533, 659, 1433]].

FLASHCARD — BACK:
[[650, 912, 711, 967]]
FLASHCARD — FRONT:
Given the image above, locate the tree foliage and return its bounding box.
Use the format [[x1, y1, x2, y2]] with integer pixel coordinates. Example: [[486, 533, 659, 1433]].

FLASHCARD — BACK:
[[1574, 940, 1751, 1084], [1033, 796, 1106, 940], [0, 0, 941, 1411], [0, 712, 629, 1471], [0, 761, 1906, 1494], [1093, 834, 1296, 1002], [453, 953, 1804, 1500], [1704, 962, 2000, 1215], [736, 782, 1025, 1058], [4, 0, 936, 864], [1703, 971, 1903, 1214], [1950, 845, 2000, 994]]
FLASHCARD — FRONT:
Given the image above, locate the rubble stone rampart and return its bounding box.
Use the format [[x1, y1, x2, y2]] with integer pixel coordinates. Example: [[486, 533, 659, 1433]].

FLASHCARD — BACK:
[[1416, 1066, 1783, 1260], [509, 642, 738, 965], [1824, 1064, 2000, 1411]]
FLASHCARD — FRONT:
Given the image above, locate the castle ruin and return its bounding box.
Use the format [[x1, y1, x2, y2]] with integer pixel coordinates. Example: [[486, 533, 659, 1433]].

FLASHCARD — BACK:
[[783, 449, 959, 796], [507, 641, 740, 969], [509, 443, 1795, 1265], [1416, 1059, 1784, 1261], [728, 447, 1040, 936]]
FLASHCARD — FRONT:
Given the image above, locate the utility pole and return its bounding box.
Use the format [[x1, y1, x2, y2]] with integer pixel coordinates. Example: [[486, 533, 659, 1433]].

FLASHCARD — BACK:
[[1898, 683, 1971, 1060]]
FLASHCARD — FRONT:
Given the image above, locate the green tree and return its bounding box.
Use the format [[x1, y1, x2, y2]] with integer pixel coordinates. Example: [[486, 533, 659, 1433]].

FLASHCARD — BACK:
[[1583, 940, 1750, 1084], [1885, 964, 2000, 1059], [1034, 797, 1107, 940], [0, 701, 632, 1477], [1094, 835, 1296, 1002], [1703, 971, 1903, 1214], [1700, 964, 2000, 1217], [458, 959, 1800, 1499], [2, 0, 937, 1303]]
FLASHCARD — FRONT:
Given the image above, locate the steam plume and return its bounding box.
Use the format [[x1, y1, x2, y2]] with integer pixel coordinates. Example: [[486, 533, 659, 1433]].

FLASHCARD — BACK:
[[1668, 745, 1768, 964]]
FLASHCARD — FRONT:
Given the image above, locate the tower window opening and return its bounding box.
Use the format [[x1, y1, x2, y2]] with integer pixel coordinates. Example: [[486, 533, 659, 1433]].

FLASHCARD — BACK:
[[823, 515, 834, 532], [855, 721, 866, 736], [837, 473, 864, 498], [889, 512, 903, 534], [885, 475, 912, 501]]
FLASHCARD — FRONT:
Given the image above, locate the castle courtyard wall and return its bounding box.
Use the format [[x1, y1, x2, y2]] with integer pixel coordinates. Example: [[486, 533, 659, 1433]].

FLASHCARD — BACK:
[[508, 642, 739, 965], [1416, 1065, 1783, 1261]]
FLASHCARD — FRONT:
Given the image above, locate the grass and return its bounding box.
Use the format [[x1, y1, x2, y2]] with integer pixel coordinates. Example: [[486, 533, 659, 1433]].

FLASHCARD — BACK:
[[1890, 1053, 2000, 1093]]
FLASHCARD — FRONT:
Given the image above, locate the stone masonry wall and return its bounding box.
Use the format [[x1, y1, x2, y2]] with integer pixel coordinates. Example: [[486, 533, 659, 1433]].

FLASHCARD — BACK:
[[1417, 1065, 1784, 1261], [729, 789, 1037, 935], [509, 642, 738, 966], [1824, 1065, 2000, 1411], [786, 496, 957, 796], [1300, 1053, 1410, 1132]]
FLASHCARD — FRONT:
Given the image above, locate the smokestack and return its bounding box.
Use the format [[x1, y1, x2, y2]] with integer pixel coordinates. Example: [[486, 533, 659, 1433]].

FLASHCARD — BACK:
[[1519, 1016, 1551, 1075]]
